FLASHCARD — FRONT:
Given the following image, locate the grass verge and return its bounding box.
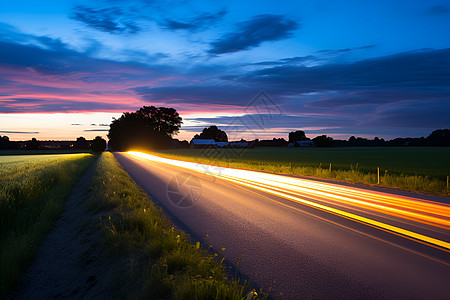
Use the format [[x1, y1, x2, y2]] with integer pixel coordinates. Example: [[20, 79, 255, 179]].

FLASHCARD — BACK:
[[153, 148, 450, 197], [89, 152, 264, 299], [0, 153, 96, 299]]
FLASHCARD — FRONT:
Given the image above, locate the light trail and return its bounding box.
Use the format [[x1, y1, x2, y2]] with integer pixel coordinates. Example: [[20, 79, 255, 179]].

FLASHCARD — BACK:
[[127, 151, 450, 251]]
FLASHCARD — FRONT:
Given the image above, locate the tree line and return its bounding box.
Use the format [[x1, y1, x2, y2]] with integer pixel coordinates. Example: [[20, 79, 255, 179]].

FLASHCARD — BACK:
[[0, 136, 107, 152], [1, 105, 449, 151], [313, 129, 450, 147], [186, 128, 450, 148]]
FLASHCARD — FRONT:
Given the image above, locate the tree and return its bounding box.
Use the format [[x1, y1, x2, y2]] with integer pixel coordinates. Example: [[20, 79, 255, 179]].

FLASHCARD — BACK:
[[427, 129, 450, 146], [288, 130, 307, 143], [91, 136, 107, 153], [75, 137, 89, 149], [193, 125, 228, 142], [108, 106, 182, 151], [348, 136, 356, 145], [0, 135, 10, 150], [28, 137, 40, 150], [313, 135, 333, 147]]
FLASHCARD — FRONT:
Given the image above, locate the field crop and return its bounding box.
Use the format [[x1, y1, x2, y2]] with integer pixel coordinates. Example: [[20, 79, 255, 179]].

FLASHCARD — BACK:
[[154, 147, 450, 196], [0, 154, 95, 299], [89, 152, 263, 299]]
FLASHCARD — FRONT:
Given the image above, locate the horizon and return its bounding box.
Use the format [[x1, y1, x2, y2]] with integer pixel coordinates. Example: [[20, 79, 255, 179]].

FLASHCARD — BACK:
[[1, 1, 449, 141], [2, 127, 447, 143]]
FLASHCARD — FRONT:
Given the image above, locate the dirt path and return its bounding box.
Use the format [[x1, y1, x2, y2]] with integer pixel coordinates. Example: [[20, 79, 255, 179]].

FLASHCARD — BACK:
[[10, 162, 118, 299]]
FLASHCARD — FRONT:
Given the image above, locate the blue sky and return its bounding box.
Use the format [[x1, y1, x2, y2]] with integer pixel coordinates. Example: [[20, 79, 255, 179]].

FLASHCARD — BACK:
[[0, 0, 449, 141]]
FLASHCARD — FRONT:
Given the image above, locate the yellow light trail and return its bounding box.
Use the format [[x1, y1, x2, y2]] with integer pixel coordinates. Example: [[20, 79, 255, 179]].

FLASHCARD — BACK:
[[127, 151, 450, 251]]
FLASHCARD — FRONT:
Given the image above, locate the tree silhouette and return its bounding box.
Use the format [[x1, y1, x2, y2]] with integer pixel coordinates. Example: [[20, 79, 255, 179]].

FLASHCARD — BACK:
[[193, 125, 228, 142], [427, 129, 450, 146], [108, 106, 182, 151], [28, 137, 40, 150], [75, 137, 89, 149], [313, 135, 333, 147], [0, 135, 10, 150], [288, 130, 307, 143], [91, 136, 107, 153]]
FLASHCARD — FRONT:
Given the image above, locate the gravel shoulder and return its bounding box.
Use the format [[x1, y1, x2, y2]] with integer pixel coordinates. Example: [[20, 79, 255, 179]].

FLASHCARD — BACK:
[[9, 161, 118, 300]]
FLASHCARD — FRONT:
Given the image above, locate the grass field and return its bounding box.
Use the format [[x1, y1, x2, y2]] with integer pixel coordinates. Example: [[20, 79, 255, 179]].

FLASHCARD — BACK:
[[0, 150, 91, 156], [153, 147, 450, 196], [89, 152, 263, 299], [0, 154, 96, 299]]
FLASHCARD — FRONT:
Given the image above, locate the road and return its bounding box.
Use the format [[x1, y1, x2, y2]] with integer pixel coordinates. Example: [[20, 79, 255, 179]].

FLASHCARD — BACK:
[[115, 151, 450, 299]]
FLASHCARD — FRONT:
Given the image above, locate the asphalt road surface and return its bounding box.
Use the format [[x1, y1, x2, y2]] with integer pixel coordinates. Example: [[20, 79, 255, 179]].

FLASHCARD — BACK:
[[115, 152, 450, 299]]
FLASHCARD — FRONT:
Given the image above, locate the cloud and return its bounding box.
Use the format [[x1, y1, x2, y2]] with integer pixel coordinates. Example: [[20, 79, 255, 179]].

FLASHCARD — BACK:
[[250, 55, 320, 66], [0, 22, 70, 52], [132, 48, 450, 122], [317, 45, 376, 55], [0, 130, 39, 134], [133, 85, 258, 106], [84, 129, 109, 132], [70, 5, 141, 34], [0, 23, 172, 76], [236, 48, 450, 106], [426, 5, 450, 15], [0, 99, 132, 113], [7, 98, 44, 103], [163, 9, 227, 31], [362, 99, 450, 129], [0, 28, 176, 113], [0, 39, 142, 76], [250, 45, 375, 67], [208, 14, 299, 54], [189, 113, 354, 130]]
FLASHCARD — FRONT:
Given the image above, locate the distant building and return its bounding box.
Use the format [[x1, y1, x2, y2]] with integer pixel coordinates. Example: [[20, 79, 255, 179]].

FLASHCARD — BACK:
[[190, 139, 217, 149], [297, 140, 315, 147], [288, 140, 315, 147]]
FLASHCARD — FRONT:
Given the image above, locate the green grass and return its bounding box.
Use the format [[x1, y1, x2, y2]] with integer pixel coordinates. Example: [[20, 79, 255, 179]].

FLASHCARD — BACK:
[[0, 153, 96, 299], [153, 147, 450, 196], [0, 154, 84, 163], [89, 152, 264, 299]]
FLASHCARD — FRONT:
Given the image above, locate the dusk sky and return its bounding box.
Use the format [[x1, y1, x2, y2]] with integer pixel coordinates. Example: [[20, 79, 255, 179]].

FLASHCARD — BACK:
[[1, 0, 449, 141]]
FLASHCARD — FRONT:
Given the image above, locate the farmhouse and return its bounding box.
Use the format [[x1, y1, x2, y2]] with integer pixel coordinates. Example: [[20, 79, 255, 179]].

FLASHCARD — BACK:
[[298, 140, 315, 147], [288, 140, 315, 147], [190, 139, 217, 149]]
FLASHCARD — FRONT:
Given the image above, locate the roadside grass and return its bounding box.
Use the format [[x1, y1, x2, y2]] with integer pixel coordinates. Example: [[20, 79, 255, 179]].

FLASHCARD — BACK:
[[89, 152, 263, 299], [0, 154, 96, 299], [154, 147, 450, 196]]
